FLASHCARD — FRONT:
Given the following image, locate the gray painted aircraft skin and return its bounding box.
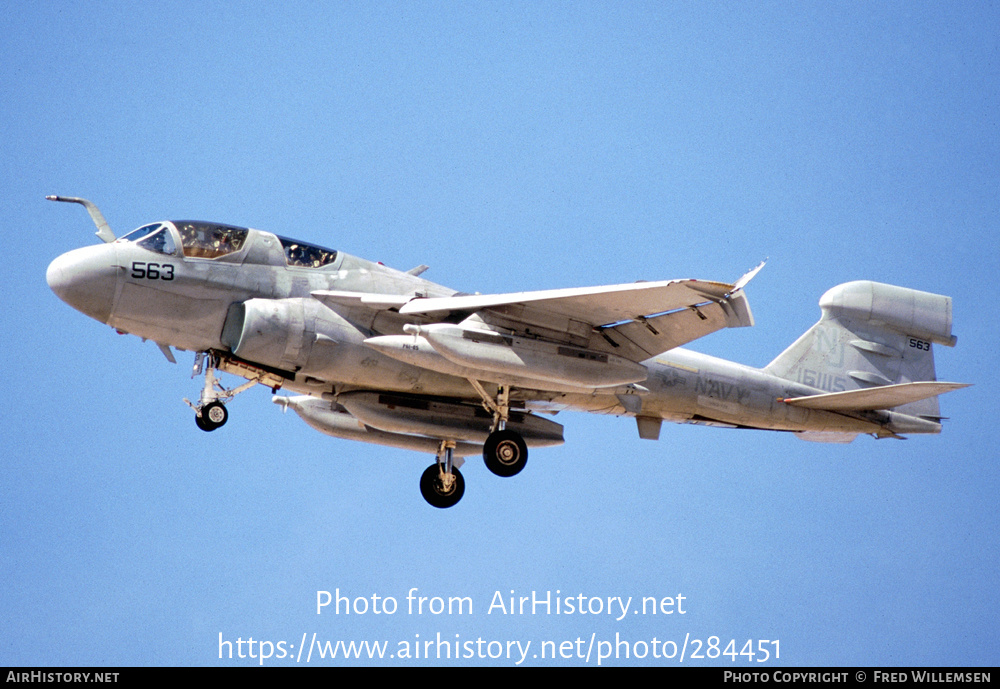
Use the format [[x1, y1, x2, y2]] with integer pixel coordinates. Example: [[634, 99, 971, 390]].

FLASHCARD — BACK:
[[46, 197, 969, 507]]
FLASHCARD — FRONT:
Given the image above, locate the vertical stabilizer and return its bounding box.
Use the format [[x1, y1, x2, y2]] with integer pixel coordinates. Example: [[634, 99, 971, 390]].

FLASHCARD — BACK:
[[765, 281, 956, 418]]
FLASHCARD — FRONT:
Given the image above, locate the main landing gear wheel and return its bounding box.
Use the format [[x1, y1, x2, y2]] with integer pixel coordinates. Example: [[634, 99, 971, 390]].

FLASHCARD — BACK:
[[195, 401, 228, 432], [483, 429, 528, 477], [420, 464, 465, 509]]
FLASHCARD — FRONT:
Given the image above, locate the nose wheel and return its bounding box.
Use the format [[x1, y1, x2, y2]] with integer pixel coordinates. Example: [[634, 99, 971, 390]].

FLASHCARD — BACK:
[[195, 401, 228, 431]]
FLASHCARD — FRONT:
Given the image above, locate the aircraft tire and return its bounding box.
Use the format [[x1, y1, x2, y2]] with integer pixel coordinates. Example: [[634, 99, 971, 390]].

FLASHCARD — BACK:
[[196, 402, 228, 431], [483, 429, 528, 477], [195, 413, 213, 432], [203, 402, 228, 429], [420, 464, 465, 508]]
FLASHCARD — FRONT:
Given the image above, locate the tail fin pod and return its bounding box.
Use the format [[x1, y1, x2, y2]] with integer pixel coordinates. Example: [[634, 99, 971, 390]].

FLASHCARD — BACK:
[[765, 281, 957, 417]]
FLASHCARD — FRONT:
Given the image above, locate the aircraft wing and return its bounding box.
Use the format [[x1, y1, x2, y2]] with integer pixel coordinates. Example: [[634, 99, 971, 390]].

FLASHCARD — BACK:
[[397, 278, 733, 319], [396, 271, 758, 362], [395, 260, 765, 322], [315, 265, 762, 364]]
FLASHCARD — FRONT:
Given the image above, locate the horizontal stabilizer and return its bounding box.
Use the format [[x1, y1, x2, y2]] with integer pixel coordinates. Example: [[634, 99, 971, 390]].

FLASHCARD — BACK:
[[779, 381, 970, 411]]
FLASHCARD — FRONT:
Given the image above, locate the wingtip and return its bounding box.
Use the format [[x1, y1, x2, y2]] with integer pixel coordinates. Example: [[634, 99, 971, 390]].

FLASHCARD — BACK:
[[732, 259, 766, 292]]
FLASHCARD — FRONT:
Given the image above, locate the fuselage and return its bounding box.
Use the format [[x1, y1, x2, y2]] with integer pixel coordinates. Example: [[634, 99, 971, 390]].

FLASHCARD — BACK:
[[47, 220, 888, 437]]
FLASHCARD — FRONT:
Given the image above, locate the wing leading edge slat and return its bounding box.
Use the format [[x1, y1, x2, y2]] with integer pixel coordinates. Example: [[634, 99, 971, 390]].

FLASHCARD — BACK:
[[397, 278, 732, 322]]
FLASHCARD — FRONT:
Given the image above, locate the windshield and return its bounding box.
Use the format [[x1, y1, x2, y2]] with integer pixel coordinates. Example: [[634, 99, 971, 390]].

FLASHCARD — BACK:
[[120, 223, 162, 243], [137, 228, 177, 255]]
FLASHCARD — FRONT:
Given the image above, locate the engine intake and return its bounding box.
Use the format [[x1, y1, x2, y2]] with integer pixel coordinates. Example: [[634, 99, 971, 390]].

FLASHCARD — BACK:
[[221, 298, 351, 372]]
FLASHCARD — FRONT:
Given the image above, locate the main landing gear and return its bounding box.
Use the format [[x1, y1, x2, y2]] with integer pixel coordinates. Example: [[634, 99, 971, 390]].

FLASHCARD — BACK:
[[185, 352, 259, 432], [420, 440, 465, 509], [418, 383, 530, 508], [468, 380, 529, 478]]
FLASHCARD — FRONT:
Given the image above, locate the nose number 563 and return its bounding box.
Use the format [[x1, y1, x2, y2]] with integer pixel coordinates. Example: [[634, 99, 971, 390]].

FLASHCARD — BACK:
[[131, 262, 175, 280]]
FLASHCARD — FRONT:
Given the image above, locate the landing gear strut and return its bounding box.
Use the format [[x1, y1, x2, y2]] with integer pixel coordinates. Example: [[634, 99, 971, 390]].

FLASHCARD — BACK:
[[468, 380, 528, 477], [185, 352, 258, 432], [420, 440, 465, 508]]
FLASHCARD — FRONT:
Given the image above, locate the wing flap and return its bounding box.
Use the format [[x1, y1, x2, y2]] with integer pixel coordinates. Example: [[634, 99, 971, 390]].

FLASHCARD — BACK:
[[779, 381, 970, 411], [600, 297, 744, 361]]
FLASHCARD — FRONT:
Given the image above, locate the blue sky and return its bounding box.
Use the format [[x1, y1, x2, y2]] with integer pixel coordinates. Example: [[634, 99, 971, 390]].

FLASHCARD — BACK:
[[2, 1, 997, 666]]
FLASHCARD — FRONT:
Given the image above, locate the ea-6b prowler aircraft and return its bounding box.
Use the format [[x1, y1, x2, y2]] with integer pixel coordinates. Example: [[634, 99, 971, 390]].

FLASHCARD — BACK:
[[47, 196, 968, 508]]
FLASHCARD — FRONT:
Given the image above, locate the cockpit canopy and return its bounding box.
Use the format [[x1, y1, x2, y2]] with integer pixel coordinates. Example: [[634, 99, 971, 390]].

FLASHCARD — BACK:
[[119, 221, 338, 268], [174, 221, 248, 259], [275, 236, 337, 268]]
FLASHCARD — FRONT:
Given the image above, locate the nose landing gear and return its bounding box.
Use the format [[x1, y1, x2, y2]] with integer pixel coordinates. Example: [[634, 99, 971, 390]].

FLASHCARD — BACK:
[[184, 352, 260, 432]]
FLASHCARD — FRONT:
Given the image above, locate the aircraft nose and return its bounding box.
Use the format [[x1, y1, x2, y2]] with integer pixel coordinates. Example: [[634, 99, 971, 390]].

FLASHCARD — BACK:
[[46, 244, 118, 323]]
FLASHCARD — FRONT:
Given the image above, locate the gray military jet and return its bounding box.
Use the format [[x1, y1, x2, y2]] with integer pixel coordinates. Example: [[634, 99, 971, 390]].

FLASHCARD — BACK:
[[46, 196, 968, 508]]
